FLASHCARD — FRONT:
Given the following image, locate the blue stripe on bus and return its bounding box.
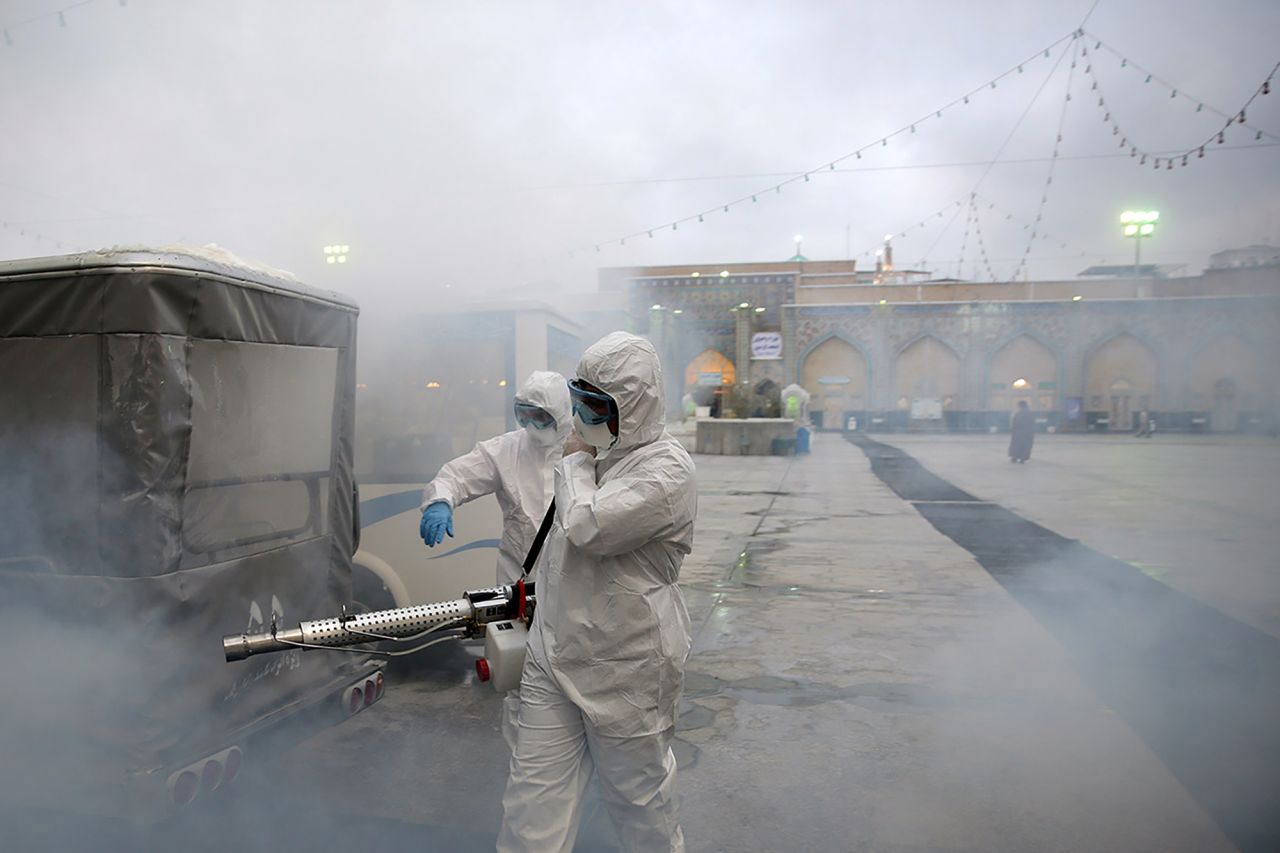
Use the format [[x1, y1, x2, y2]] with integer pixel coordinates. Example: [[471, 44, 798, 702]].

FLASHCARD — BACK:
[[427, 539, 501, 559], [359, 489, 425, 528]]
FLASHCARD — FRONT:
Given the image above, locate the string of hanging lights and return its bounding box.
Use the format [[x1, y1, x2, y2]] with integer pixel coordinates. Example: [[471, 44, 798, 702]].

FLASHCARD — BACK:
[[1, 0, 126, 46], [1082, 31, 1279, 150], [954, 199, 975, 280], [1002, 38, 1081, 283], [571, 31, 1077, 258], [1078, 34, 1278, 172], [970, 196, 1006, 283]]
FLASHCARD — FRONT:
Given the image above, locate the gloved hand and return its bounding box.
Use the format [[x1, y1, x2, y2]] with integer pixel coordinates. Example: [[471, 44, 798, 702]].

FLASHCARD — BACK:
[[420, 502, 454, 547]]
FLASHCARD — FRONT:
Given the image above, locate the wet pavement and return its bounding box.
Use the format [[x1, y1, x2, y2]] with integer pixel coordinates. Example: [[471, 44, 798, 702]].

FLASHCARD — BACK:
[[875, 432, 1280, 641], [52, 431, 1272, 851], [855, 434, 1280, 852]]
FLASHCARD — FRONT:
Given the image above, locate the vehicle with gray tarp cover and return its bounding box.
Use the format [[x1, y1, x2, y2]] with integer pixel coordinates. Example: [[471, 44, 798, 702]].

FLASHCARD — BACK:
[[0, 247, 383, 817]]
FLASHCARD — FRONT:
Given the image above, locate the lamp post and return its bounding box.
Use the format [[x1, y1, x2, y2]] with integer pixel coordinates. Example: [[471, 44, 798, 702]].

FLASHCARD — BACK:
[[323, 244, 350, 265], [1119, 211, 1158, 277], [790, 234, 805, 263]]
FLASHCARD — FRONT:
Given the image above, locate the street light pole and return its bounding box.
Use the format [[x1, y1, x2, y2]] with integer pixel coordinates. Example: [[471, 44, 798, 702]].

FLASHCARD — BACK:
[[1120, 211, 1158, 278]]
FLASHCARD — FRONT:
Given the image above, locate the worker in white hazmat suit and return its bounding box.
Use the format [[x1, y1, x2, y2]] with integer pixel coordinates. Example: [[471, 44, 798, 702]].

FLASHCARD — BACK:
[[498, 332, 697, 853], [420, 369, 571, 747]]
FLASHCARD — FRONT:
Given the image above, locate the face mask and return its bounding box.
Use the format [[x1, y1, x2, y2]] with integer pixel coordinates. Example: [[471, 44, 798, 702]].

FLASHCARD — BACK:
[[573, 410, 617, 449], [526, 423, 559, 447]]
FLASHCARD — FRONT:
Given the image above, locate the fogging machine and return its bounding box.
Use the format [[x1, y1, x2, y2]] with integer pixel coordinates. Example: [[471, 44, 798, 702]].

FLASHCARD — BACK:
[[222, 501, 557, 692], [222, 580, 534, 691]]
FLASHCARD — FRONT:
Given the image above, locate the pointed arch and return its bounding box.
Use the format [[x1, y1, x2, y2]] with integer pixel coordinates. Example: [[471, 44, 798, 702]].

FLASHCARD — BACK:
[[1184, 334, 1269, 428], [893, 334, 961, 408], [1085, 332, 1159, 429], [799, 332, 872, 429], [684, 348, 735, 389], [987, 332, 1060, 411]]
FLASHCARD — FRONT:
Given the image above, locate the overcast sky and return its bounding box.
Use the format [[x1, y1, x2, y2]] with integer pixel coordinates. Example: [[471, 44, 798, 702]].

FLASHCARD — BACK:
[[1, 0, 1277, 309]]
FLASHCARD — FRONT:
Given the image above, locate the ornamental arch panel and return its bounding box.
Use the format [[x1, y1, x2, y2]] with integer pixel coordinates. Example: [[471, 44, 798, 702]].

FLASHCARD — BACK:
[[989, 334, 1058, 412], [893, 335, 961, 411], [800, 335, 869, 429], [1086, 333, 1158, 430]]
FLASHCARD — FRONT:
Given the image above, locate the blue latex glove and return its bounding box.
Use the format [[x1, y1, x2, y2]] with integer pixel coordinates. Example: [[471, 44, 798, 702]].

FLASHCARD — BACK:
[[420, 502, 454, 547]]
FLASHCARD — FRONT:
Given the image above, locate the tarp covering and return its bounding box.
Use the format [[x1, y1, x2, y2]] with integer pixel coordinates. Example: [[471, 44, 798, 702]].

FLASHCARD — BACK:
[[0, 249, 367, 792]]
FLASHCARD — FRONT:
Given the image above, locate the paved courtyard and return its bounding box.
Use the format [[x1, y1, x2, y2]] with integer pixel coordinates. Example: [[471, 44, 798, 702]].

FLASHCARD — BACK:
[[52, 431, 1275, 851], [876, 432, 1280, 641]]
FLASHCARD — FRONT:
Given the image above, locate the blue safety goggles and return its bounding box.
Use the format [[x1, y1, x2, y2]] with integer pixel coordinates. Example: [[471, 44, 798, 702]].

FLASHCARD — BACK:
[[568, 379, 617, 426], [513, 401, 557, 430]]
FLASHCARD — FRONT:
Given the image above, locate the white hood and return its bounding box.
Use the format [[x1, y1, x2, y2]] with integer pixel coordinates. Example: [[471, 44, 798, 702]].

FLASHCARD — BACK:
[[574, 332, 665, 459], [514, 369, 572, 442]]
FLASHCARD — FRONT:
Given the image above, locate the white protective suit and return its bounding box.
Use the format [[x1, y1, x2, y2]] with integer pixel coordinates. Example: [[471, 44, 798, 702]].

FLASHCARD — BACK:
[[420, 370, 571, 586], [498, 332, 697, 853], [420, 370, 571, 749]]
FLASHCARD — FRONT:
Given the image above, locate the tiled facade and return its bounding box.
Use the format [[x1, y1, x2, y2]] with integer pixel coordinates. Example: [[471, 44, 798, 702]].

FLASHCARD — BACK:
[[607, 259, 1280, 432]]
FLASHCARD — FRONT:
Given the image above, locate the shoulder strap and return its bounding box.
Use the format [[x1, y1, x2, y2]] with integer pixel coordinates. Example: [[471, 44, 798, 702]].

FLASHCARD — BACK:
[[522, 500, 556, 577]]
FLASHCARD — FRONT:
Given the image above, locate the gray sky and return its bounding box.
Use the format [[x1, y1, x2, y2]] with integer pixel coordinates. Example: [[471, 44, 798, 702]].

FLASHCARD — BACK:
[[1, 0, 1278, 308]]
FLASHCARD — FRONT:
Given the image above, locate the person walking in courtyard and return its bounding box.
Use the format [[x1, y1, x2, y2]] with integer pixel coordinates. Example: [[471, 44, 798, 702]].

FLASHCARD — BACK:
[[1009, 400, 1035, 463]]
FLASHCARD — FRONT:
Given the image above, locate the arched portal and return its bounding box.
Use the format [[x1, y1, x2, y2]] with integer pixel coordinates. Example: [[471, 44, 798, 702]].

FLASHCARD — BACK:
[[1188, 336, 1266, 432], [685, 349, 735, 407], [801, 337, 867, 430], [1086, 334, 1158, 431], [989, 335, 1057, 412], [894, 336, 960, 421]]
